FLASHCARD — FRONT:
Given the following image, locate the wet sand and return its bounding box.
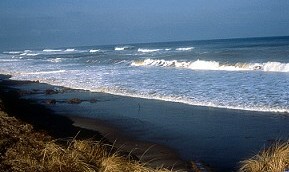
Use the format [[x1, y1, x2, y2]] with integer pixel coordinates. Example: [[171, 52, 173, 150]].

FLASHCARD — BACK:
[[2, 74, 289, 171], [0, 74, 189, 171]]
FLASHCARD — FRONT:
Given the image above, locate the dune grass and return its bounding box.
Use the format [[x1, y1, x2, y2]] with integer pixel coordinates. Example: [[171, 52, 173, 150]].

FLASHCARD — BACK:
[[239, 141, 289, 172], [0, 109, 182, 172]]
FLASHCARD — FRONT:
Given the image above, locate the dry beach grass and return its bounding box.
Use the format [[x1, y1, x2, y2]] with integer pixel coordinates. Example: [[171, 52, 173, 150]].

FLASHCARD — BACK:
[[239, 141, 289, 172], [0, 109, 175, 172]]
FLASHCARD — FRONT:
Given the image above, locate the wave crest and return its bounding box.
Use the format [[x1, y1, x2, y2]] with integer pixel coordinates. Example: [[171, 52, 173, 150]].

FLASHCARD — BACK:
[[137, 48, 161, 53], [20, 53, 38, 56], [132, 59, 289, 72], [176, 47, 194, 51], [3, 51, 22, 54], [43, 49, 62, 52], [64, 49, 75, 52], [89, 49, 100, 53]]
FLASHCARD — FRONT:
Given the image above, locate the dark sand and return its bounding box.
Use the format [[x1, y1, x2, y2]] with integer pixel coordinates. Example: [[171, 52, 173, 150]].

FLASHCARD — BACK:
[[2, 74, 289, 171], [0, 75, 189, 171]]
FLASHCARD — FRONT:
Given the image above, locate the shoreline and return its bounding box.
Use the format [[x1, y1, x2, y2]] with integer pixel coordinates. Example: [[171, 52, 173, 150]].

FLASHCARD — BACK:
[[2, 74, 289, 171], [0, 74, 192, 171]]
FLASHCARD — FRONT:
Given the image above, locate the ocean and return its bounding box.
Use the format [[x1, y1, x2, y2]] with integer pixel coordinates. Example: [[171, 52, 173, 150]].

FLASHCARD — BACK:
[[1, 36, 289, 113]]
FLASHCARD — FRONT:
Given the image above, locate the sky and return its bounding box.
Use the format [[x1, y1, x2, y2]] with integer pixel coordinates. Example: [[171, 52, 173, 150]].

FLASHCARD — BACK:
[[1, 0, 289, 50]]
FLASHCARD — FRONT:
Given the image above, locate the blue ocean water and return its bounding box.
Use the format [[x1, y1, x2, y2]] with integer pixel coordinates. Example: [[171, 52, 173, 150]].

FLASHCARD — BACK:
[[1, 36, 289, 113]]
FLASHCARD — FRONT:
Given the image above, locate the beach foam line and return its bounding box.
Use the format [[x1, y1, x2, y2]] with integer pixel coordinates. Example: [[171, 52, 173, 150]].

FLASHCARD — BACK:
[[131, 59, 289, 72], [86, 89, 289, 114], [23, 70, 66, 75], [5, 73, 288, 114], [66, 85, 289, 113]]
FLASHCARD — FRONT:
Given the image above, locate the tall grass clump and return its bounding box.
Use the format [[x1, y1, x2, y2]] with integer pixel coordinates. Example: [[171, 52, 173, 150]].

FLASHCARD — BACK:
[[7, 138, 174, 172], [239, 141, 289, 172]]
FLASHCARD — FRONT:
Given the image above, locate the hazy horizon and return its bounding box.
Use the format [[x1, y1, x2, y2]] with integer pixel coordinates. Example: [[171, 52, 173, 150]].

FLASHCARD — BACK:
[[4, 35, 289, 51]]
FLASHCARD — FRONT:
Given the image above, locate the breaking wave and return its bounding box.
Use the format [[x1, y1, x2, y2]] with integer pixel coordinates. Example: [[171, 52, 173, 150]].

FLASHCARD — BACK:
[[115, 46, 133, 51], [3, 51, 22, 54], [132, 59, 289, 72], [176, 47, 194, 51], [43, 49, 62, 52], [20, 53, 38, 56], [64, 49, 75, 52], [89, 49, 100, 53], [137, 48, 161, 53]]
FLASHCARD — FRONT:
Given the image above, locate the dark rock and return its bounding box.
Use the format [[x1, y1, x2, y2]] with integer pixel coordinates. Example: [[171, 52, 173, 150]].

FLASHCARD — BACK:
[[45, 99, 56, 105], [45, 89, 58, 95], [66, 98, 82, 104]]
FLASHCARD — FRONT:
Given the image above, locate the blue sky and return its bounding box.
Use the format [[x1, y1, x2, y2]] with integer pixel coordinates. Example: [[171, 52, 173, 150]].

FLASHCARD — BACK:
[[1, 0, 289, 50]]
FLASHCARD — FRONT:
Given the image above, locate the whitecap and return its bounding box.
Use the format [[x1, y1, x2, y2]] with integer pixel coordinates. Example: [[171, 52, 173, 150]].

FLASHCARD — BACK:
[[115, 47, 126, 51], [64, 48, 75, 52], [43, 49, 62, 52], [176, 47, 195, 51], [89, 49, 100, 53], [3, 51, 21, 54], [115, 46, 133, 51], [137, 48, 161, 53], [26, 53, 38, 56]]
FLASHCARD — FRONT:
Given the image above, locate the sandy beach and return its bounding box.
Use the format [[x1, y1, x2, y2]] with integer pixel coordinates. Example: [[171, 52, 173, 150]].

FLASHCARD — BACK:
[[0, 74, 191, 171], [2, 74, 289, 171]]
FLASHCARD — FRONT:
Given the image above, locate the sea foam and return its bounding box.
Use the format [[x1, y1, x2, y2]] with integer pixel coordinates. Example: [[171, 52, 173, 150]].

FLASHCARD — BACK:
[[49, 58, 62, 63], [89, 49, 100, 53], [3, 51, 22, 54], [137, 48, 161, 53], [23, 70, 66, 75], [43, 49, 62, 52], [19, 52, 38, 56], [132, 59, 289, 72], [115, 46, 127, 51], [176, 47, 195, 51], [64, 49, 75, 52]]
